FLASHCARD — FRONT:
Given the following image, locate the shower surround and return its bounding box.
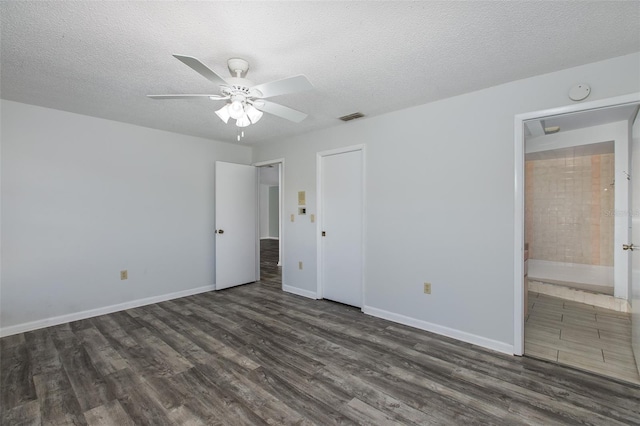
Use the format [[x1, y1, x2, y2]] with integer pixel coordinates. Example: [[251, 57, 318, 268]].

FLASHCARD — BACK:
[[525, 152, 614, 290]]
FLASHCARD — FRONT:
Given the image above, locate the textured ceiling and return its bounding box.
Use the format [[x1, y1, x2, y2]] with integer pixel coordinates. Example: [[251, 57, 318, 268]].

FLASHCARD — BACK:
[[1, 1, 639, 145]]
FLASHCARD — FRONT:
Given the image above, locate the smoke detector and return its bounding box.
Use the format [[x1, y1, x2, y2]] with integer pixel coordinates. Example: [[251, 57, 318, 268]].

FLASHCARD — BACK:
[[569, 84, 591, 101]]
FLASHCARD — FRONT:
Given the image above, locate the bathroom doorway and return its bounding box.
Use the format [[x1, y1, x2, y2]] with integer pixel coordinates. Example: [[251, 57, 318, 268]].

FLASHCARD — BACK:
[[516, 98, 640, 384]]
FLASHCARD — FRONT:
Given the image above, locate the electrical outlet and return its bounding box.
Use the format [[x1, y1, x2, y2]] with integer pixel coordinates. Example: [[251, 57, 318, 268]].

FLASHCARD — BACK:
[[121, 270, 128, 280], [423, 282, 431, 294], [310, 214, 315, 223], [291, 214, 295, 222], [299, 261, 303, 270]]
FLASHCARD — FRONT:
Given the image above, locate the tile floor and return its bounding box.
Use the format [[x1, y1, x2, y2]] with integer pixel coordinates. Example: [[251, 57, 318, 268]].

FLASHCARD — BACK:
[[525, 291, 640, 385]]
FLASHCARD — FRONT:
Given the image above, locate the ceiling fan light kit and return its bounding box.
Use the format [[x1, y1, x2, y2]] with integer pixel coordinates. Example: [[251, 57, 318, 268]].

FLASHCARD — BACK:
[[228, 99, 245, 119], [236, 113, 251, 128], [213, 98, 264, 127], [214, 105, 231, 123], [148, 55, 314, 134], [245, 104, 264, 123]]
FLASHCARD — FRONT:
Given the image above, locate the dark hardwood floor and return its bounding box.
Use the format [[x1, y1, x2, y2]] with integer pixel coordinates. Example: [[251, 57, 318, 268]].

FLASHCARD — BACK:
[[2, 240, 640, 424], [259, 239, 280, 287]]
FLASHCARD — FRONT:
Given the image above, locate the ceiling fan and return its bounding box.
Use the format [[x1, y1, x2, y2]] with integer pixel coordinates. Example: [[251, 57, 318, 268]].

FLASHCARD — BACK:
[[148, 55, 313, 128]]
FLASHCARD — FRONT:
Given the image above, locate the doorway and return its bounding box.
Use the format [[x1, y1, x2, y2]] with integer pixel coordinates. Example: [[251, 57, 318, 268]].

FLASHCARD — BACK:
[[255, 159, 284, 290], [514, 93, 640, 384], [317, 145, 365, 308]]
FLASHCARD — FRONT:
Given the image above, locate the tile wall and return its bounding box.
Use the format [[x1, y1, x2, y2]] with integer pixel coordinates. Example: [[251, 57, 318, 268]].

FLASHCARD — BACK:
[[525, 153, 614, 266]]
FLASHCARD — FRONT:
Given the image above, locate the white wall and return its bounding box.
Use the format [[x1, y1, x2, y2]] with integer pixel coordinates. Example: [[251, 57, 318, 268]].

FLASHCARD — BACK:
[[252, 52, 640, 352], [259, 184, 270, 239], [259, 185, 280, 239], [0, 100, 251, 335], [258, 166, 279, 239], [268, 186, 279, 238]]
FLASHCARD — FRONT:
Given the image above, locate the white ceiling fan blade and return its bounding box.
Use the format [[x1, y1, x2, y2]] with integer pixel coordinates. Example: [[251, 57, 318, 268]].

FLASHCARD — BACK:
[[147, 94, 229, 100], [173, 55, 228, 86], [257, 100, 308, 123], [251, 75, 313, 98]]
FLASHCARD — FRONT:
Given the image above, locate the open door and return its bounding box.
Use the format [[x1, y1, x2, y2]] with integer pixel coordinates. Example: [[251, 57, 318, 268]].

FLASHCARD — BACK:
[[215, 161, 257, 290], [630, 108, 640, 374]]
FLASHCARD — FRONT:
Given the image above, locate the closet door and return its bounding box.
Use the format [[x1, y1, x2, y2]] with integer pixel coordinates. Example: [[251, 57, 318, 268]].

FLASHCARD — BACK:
[[319, 148, 363, 307]]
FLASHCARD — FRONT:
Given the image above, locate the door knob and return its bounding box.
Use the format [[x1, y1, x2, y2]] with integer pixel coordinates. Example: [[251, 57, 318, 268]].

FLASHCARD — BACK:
[[216, 229, 225, 234], [623, 243, 634, 251]]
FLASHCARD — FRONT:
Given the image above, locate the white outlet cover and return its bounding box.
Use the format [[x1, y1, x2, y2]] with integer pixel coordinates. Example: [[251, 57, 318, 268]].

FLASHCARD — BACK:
[[568, 83, 591, 101]]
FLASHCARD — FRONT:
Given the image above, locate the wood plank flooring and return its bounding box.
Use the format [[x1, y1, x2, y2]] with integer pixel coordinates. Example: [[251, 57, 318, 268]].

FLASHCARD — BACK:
[[259, 239, 280, 284], [2, 241, 640, 424], [525, 291, 640, 385]]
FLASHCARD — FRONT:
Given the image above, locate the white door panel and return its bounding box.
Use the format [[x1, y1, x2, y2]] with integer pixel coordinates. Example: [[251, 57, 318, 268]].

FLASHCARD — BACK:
[[320, 149, 363, 307], [215, 161, 257, 290], [631, 109, 640, 375]]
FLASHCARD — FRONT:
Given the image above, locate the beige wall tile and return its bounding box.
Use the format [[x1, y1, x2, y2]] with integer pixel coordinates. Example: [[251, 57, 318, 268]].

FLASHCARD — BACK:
[[525, 153, 614, 266]]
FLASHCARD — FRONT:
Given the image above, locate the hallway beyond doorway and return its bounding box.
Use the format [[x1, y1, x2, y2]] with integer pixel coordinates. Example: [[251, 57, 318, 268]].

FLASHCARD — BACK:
[[260, 239, 281, 290]]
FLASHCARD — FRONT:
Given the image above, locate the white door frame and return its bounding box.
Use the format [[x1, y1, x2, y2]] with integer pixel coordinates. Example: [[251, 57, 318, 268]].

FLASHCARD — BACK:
[[254, 158, 285, 289], [513, 92, 640, 355], [316, 144, 366, 305]]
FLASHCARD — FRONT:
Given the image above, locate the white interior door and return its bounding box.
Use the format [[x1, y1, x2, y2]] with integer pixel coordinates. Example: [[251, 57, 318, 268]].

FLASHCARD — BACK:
[[320, 149, 363, 307], [630, 109, 640, 374], [215, 161, 257, 290]]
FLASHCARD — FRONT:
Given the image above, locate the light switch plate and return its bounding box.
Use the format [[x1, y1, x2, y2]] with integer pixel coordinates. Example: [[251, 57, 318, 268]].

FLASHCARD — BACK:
[[290, 214, 295, 222], [310, 214, 315, 223]]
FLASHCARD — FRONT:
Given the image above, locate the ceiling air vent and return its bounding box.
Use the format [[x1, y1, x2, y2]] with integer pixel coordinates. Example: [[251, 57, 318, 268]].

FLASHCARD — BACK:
[[338, 112, 365, 122]]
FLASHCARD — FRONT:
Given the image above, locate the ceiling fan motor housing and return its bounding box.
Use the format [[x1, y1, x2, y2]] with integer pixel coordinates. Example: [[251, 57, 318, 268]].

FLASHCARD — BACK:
[[221, 77, 258, 99], [227, 58, 249, 77]]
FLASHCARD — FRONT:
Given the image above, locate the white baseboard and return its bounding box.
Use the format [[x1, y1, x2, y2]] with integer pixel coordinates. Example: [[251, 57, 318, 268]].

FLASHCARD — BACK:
[[362, 305, 514, 355], [260, 237, 280, 240], [283, 285, 317, 299], [0, 285, 216, 338]]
